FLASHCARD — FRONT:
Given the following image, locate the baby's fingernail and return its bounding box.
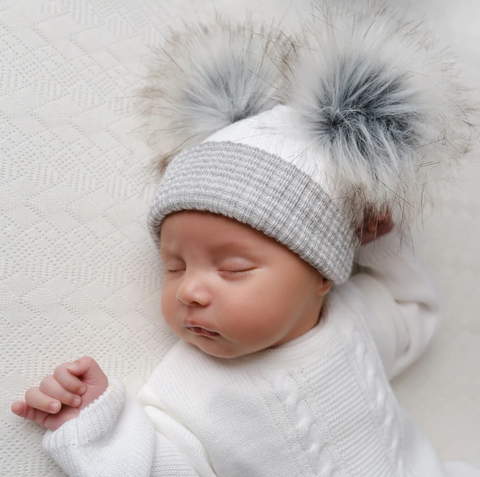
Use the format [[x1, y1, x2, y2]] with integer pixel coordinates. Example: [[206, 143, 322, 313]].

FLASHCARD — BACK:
[[67, 363, 79, 371], [49, 402, 60, 413], [78, 386, 86, 395], [72, 397, 81, 407]]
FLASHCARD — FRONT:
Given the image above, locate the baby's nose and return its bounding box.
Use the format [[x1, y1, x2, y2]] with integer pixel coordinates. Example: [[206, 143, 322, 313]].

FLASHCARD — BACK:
[[176, 271, 211, 307]]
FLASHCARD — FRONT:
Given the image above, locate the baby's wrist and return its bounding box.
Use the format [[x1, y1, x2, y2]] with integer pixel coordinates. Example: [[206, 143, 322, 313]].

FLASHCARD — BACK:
[[45, 378, 124, 441]]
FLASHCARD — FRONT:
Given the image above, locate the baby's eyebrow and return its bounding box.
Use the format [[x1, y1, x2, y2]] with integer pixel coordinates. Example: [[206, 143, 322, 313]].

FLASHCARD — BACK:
[[160, 240, 258, 256], [208, 240, 253, 252], [208, 236, 270, 258], [159, 246, 176, 257]]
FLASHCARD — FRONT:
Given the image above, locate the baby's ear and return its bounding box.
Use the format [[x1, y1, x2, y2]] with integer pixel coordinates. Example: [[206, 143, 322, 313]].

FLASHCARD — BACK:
[[357, 208, 394, 245], [317, 277, 332, 297]]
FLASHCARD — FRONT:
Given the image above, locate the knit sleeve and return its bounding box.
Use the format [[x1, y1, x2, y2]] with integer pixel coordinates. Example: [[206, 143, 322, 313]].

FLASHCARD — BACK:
[[42, 378, 206, 477], [348, 228, 442, 380]]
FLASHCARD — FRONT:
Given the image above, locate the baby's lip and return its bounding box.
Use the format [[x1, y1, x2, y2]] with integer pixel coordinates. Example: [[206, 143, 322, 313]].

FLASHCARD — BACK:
[[186, 326, 220, 337], [184, 321, 220, 337]]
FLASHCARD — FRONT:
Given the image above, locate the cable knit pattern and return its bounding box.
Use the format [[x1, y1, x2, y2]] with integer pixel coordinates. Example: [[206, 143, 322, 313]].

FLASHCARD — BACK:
[[42, 229, 480, 477], [343, 317, 403, 475], [270, 369, 334, 475]]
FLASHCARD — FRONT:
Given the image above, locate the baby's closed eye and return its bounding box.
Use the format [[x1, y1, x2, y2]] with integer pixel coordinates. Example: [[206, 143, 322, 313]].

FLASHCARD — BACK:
[[163, 262, 185, 274], [217, 258, 257, 274]]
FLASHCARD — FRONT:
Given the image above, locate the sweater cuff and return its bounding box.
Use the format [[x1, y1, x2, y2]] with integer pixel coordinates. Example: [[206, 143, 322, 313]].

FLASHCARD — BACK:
[[43, 377, 125, 451]]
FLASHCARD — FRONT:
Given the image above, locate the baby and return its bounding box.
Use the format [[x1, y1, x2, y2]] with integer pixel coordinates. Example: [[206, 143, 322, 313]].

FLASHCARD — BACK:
[[11, 2, 480, 476]]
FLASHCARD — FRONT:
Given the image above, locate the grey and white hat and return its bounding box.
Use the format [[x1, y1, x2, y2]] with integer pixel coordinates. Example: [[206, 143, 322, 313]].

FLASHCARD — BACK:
[[148, 106, 357, 283], [144, 1, 476, 284]]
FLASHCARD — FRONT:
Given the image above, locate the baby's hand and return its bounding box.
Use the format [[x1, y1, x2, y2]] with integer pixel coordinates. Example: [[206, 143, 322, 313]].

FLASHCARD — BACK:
[[11, 356, 108, 431], [358, 210, 394, 245]]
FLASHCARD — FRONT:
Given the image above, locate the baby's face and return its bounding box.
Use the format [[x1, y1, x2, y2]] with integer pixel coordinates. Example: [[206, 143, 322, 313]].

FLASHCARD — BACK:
[[159, 211, 331, 358]]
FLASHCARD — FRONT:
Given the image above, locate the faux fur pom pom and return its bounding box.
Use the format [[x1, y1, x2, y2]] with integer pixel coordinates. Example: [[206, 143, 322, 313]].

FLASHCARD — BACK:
[[289, 0, 477, 229], [141, 18, 297, 173]]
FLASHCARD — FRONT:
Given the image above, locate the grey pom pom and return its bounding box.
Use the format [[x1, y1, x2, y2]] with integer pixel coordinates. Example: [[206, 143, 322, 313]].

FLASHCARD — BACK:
[[141, 18, 297, 173], [289, 0, 477, 228]]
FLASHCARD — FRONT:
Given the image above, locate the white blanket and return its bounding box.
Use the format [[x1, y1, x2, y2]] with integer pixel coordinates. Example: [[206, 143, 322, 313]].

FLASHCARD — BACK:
[[1, 0, 479, 475]]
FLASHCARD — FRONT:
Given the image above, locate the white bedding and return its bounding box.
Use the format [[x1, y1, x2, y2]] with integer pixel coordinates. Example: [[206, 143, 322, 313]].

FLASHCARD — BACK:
[[1, 0, 479, 475]]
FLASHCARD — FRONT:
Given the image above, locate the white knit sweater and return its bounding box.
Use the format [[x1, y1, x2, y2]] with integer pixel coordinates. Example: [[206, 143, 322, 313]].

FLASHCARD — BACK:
[[43, 231, 480, 477]]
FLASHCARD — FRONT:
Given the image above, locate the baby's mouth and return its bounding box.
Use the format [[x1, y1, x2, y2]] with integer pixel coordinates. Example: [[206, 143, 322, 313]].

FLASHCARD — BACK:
[[186, 326, 220, 338]]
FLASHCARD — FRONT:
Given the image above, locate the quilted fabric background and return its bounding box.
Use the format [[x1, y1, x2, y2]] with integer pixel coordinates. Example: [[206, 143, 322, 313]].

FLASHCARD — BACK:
[[1, 0, 479, 475]]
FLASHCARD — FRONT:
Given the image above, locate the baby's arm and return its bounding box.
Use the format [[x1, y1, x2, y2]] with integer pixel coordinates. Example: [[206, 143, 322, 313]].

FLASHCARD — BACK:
[[12, 358, 210, 476], [350, 214, 442, 380]]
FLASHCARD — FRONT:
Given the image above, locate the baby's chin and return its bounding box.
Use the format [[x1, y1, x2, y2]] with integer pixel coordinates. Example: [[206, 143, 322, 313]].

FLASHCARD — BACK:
[[185, 338, 254, 359]]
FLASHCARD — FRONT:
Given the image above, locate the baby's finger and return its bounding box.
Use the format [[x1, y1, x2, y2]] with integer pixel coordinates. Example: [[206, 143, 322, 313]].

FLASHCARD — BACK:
[[67, 356, 108, 388], [66, 356, 97, 377], [43, 406, 80, 432], [39, 375, 82, 407], [11, 401, 51, 427], [53, 364, 86, 395], [24, 387, 62, 414]]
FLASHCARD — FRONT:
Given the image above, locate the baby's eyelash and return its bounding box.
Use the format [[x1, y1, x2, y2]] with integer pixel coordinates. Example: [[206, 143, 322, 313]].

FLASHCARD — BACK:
[[165, 268, 256, 274], [220, 268, 256, 274]]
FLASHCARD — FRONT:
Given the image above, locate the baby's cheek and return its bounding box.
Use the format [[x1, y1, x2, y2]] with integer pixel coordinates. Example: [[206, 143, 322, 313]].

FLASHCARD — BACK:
[[160, 288, 178, 329], [226, 309, 283, 347]]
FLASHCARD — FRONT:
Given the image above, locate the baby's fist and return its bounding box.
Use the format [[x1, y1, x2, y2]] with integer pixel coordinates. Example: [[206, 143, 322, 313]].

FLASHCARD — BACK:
[[11, 356, 108, 431]]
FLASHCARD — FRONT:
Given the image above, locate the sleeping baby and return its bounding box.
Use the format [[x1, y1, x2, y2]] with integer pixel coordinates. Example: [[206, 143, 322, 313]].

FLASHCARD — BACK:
[[11, 1, 480, 475]]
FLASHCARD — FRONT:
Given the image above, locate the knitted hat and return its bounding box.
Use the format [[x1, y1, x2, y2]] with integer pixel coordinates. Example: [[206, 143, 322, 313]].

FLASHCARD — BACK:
[[145, 1, 475, 284]]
